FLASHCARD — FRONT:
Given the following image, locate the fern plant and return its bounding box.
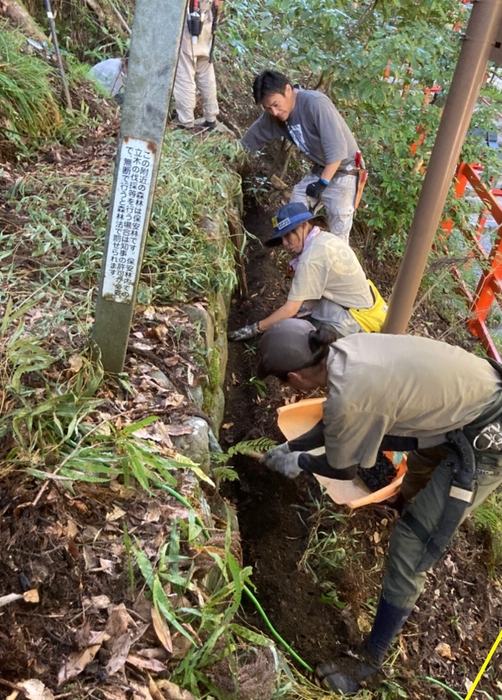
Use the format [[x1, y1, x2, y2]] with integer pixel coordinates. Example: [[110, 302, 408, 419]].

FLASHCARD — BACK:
[[210, 437, 278, 488], [228, 437, 278, 457]]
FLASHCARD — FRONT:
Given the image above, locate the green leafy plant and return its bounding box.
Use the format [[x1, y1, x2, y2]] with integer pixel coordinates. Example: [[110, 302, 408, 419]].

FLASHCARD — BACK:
[[0, 302, 199, 490], [210, 437, 277, 489], [211, 437, 277, 465], [212, 465, 240, 487], [298, 505, 354, 585], [145, 131, 246, 304], [473, 492, 502, 574], [248, 375, 268, 399], [0, 300, 104, 469], [132, 516, 273, 698], [228, 437, 277, 455], [290, 494, 364, 622], [0, 24, 63, 149]]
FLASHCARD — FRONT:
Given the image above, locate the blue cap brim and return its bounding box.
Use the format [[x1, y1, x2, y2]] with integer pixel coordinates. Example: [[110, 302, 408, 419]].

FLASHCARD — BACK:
[[265, 210, 314, 247], [264, 232, 285, 247]]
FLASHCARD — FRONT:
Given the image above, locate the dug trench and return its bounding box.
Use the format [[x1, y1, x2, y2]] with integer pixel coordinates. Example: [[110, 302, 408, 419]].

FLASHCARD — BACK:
[[221, 203, 502, 698]]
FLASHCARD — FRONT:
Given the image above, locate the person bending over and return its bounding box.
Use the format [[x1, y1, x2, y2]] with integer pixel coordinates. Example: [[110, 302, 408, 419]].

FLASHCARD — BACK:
[[257, 318, 502, 694], [240, 70, 365, 243]]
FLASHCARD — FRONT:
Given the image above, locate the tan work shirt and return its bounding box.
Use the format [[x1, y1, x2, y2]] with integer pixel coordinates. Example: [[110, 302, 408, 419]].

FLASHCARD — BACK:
[[288, 231, 372, 316], [323, 333, 502, 470]]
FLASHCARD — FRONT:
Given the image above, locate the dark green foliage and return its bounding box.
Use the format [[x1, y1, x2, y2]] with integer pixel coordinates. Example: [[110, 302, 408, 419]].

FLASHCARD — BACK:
[[224, 0, 502, 260], [0, 25, 62, 144], [23, 0, 133, 63]]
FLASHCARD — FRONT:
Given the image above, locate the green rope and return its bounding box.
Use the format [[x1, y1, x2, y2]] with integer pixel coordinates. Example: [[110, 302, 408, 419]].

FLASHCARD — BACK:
[[243, 584, 314, 672], [153, 479, 314, 674], [425, 677, 464, 700]]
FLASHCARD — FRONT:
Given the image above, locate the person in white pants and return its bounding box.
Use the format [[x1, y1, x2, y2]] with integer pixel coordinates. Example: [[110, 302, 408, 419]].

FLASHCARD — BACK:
[[173, 0, 220, 130]]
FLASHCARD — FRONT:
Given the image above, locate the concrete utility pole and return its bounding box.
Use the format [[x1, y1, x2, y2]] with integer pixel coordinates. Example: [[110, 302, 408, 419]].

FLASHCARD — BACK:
[[91, 0, 186, 372], [383, 0, 502, 334]]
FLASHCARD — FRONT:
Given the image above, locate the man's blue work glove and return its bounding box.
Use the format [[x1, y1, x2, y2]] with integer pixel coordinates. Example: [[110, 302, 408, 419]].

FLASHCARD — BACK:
[[228, 322, 260, 342], [306, 178, 329, 199], [260, 443, 303, 478]]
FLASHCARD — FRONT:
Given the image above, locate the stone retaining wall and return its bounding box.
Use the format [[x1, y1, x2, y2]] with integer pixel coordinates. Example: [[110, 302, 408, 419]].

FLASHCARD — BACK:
[[170, 211, 242, 475]]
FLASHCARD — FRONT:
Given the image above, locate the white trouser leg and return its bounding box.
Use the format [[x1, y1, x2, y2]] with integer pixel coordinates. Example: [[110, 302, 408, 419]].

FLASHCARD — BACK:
[[321, 174, 356, 244], [195, 56, 219, 123], [173, 50, 197, 127], [290, 173, 356, 244]]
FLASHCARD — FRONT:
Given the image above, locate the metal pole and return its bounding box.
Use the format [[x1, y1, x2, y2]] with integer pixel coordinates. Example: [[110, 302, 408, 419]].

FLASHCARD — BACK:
[[43, 0, 72, 110], [91, 0, 186, 372], [382, 0, 502, 334]]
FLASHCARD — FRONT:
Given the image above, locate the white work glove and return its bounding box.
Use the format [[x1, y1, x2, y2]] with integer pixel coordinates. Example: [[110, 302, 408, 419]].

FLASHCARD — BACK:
[[260, 443, 303, 479], [228, 322, 261, 342]]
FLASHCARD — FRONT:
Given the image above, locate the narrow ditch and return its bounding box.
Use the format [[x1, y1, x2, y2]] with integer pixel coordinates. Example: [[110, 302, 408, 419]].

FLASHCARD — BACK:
[[221, 204, 359, 671]]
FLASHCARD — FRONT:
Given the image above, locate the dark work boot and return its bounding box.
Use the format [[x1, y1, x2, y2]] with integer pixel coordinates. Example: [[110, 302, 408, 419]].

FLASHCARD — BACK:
[[315, 597, 412, 695], [366, 596, 412, 664], [315, 654, 380, 694], [203, 120, 216, 130]]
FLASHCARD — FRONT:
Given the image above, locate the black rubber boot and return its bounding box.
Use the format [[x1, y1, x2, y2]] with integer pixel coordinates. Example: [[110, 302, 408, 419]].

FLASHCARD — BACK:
[[203, 120, 216, 130], [315, 597, 412, 695], [366, 596, 412, 665]]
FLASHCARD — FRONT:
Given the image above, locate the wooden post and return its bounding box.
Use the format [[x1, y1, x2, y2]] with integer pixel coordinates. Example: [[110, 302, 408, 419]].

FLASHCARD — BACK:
[[91, 0, 186, 372]]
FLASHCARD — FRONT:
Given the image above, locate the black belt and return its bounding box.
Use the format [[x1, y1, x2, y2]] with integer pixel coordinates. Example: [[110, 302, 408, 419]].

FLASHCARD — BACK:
[[463, 359, 502, 455], [310, 164, 358, 178]]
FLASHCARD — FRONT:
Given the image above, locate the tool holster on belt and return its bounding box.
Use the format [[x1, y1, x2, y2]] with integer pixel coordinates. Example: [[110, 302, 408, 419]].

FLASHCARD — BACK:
[[403, 429, 477, 573], [354, 151, 367, 210]]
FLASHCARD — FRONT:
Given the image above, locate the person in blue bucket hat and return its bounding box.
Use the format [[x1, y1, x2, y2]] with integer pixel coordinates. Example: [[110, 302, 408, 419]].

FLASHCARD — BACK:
[[228, 202, 387, 342]]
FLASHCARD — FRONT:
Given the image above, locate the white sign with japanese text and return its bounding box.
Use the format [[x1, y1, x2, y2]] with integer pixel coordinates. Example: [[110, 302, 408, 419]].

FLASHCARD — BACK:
[[102, 138, 155, 303]]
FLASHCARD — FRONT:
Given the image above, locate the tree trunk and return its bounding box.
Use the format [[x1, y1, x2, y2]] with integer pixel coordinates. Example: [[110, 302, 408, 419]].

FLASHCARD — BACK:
[[83, 0, 129, 39], [0, 0, 48, 44]]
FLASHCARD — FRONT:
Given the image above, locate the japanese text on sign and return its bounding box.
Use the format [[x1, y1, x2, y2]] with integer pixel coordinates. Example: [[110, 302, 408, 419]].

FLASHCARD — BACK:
[[102, 138, 154, 303]]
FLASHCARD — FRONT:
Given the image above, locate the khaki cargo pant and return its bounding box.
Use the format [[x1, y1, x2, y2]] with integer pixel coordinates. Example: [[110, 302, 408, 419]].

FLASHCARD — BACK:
[[173, 49, 219, 127], [382, 446, 502, 609], [290, 172, 357, 245]]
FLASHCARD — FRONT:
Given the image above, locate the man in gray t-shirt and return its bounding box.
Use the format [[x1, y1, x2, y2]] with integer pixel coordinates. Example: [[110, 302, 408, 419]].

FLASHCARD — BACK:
[[241, 70, 362, 243]]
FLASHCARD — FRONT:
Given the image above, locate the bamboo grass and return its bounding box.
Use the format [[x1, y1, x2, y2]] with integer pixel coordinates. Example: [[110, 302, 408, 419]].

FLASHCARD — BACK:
[[153, 479, 315, 675], [0, 24, 62, 139]]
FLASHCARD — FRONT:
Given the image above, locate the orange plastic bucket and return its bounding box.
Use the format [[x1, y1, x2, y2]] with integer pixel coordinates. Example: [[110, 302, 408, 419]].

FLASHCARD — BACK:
[[277, 398, 407, 508]]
